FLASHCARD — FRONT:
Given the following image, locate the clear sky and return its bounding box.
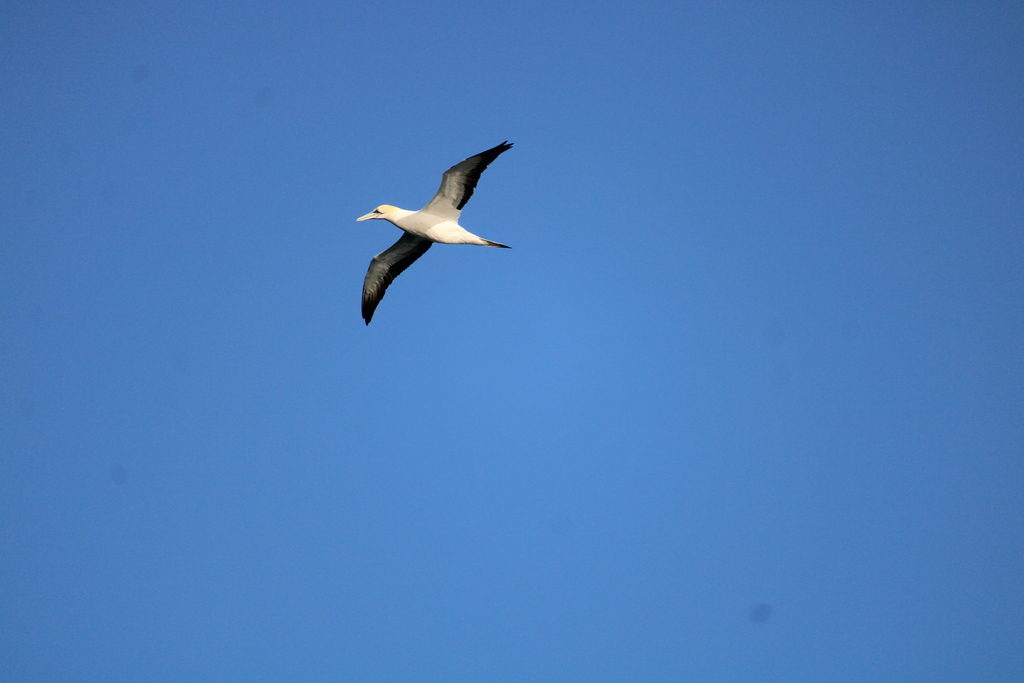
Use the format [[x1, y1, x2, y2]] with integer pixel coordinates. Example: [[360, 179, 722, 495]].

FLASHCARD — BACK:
[[2, 2, 1022, 681]]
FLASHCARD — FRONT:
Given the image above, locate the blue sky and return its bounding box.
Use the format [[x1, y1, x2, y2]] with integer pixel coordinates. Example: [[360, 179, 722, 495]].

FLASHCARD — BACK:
[[2, 2, 1022, 681]]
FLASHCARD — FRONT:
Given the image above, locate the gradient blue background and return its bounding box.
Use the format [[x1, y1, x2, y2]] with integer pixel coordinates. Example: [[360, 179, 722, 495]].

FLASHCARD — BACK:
[[2, 2, 1022, 680]]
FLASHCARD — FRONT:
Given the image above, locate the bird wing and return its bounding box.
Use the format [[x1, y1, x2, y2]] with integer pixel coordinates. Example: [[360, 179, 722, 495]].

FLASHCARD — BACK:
[[422, 141, 513, 221], [362, 232, 433, 324]]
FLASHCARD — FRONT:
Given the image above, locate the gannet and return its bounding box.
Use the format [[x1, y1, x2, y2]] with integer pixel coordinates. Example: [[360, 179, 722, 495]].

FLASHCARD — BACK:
[[356, 141, 513, 325]]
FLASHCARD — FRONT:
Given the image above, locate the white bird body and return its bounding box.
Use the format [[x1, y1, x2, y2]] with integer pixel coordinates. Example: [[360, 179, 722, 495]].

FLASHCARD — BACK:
[[364, 205, 500, 246], [355, 141, 513, 324]]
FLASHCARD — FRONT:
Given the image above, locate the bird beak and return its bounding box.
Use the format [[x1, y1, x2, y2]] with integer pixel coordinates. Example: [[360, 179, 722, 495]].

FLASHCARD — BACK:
[[356, 212, 378, 222]]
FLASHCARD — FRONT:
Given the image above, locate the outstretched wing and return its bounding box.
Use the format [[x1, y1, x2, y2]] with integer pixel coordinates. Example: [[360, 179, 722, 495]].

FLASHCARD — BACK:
[[362, 232, 433, 325], [422, 141, 513, 221]]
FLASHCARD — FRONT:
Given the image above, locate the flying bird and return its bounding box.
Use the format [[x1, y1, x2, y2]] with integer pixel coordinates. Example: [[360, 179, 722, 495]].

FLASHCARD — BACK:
[[356, 141, 513, 324]]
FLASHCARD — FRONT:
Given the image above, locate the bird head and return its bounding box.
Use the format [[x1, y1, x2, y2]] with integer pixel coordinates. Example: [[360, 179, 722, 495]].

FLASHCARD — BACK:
[[356, 205, 398, 221]]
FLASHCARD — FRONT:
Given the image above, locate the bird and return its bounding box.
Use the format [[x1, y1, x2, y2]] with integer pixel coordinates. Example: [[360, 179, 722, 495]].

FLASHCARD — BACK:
[[356, 141, 513, 325]]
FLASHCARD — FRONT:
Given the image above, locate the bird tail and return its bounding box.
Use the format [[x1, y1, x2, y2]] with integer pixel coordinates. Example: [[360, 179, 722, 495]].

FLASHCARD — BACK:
[[483, 239, 511, 248]]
